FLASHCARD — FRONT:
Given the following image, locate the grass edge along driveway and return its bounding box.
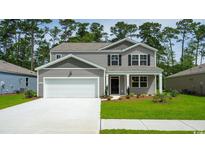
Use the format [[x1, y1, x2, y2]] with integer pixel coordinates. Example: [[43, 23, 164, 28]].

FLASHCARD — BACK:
[[101, 94, 205, 120], [100, 129, 201, 134], [0, 94, 34, 110]]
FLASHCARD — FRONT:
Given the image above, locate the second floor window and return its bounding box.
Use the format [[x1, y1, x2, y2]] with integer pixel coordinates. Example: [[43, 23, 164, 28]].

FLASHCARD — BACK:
[[56, 54, 62, 59], [111, 54, 119, 66], [131, 55, 139, 65], [140, 55, 148, 66]]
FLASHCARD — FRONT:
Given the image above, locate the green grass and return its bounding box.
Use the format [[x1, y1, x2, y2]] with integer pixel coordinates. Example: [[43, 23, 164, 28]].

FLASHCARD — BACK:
[[0, 94, 34, 110], [101, 94, 205, 120], [100, 129, 197, 134]]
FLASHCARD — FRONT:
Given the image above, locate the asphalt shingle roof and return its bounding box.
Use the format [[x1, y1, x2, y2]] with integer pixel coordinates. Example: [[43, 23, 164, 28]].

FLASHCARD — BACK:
[[0, 60, 36, 77], [167, 63, 205, 78], [51, 42, 111, 52]]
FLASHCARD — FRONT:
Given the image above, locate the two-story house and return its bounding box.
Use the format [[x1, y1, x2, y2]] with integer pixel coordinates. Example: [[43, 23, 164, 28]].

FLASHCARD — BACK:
[[35, 38, 163, 98]]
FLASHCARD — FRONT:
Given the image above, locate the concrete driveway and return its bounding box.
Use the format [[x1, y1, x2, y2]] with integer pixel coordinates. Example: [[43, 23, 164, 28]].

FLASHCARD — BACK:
[[0, 98, 101, 134]]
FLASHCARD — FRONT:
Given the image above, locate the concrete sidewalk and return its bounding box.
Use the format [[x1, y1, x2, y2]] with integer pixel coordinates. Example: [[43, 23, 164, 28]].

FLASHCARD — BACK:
[[101, 119, 205, 131]]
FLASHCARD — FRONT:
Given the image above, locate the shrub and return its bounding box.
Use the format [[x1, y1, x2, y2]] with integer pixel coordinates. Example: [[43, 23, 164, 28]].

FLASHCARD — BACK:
[[170, 90, 179, 97], [107, 96, 113, 101], [153, 93, 170, 104], [136, 93, 141, 98], [105, 86, 109, 96], [130, 93, 135, 97], [126, 95, 130, 99], [24, 90, 37, 98]]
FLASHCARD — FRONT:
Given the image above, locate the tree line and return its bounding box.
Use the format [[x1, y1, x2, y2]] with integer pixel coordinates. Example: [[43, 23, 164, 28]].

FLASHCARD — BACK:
[[0, 19, 205, 76]]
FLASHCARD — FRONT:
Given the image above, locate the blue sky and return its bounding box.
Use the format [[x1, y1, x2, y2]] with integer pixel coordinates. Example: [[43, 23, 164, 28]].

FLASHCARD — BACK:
[[49, 19, 205, 62]]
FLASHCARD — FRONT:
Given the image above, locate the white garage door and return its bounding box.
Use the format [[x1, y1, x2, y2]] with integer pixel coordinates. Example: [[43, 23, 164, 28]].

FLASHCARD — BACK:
[[44, 78, 99, 98]]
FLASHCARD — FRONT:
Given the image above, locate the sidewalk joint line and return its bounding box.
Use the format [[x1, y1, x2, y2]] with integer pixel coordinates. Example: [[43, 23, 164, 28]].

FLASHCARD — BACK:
[[180, 120, 197, 131], [140, 120, 149, 130]]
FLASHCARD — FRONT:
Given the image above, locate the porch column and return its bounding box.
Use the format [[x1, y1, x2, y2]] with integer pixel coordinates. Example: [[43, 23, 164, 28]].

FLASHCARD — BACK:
[[126, 74, 130, 91], [106, 74, 109, 95], [159, 73, 163, 94]]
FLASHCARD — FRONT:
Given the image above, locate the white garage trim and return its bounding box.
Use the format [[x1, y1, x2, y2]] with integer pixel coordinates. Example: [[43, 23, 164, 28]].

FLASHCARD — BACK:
[[43, 77, 100, 98]]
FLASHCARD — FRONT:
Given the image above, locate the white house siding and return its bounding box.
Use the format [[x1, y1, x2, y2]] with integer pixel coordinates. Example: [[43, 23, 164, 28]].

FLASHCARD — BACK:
[[0, 72, 37, 94]]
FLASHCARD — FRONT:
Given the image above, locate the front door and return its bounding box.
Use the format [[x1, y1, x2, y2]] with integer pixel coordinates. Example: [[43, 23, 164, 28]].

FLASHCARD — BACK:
[[110, 77, 119, 94]]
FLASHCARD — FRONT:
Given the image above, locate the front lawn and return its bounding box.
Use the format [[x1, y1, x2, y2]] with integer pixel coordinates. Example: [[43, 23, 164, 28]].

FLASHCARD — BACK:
[[100, 129, 197, 134], [0, 94, 34, 110], [101, 94, 205, 120]]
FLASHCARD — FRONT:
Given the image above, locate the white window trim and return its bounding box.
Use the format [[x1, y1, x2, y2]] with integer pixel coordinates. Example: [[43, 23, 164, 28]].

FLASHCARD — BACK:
[[111, 54, 120, 66], [55, 54, 62, 60], [131, 76, 148, 88], [131, 76, 139, 88], [139, 54, 148, 66], [131, 54, 139, 66], [130, 53, 148, 66]]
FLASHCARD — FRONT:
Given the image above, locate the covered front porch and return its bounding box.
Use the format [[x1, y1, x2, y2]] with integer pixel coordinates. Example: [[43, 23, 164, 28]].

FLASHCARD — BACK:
[[105, 73, 162, 96]]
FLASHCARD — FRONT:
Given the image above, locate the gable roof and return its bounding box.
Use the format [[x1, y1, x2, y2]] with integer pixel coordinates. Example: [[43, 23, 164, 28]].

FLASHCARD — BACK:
[[98, 38, 137, 50], [35, 54, 105, 71], [167, 63, 205, 78], [123, 43, 158, 52], [50, 38, 158, 53], [0, 60, 36, 77], [51, 42, 110, 52]]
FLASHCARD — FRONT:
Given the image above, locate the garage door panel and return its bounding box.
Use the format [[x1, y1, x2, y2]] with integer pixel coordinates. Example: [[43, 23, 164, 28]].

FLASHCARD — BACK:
[[44, 78, 98, 98]]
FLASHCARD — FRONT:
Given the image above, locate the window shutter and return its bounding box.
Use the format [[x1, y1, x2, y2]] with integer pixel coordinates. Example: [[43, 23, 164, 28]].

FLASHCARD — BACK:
[[148, 54, 150, 66], [108, 54, 110, 66], [128, 54, 131, 66], [119, 55, 122, 66]]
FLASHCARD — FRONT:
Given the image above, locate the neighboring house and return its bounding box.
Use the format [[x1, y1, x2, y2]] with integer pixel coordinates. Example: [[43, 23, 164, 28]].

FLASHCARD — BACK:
[[36, 38, 163, 98], [166, 63, 205, 95], [0, 60, 37, 94]]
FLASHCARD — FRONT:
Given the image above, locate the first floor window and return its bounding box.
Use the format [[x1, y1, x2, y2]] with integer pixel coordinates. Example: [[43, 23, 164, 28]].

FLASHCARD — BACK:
[[131, 76, 148, 88], [140, 76, 148, 87], [140, 55, 147, 65], [111, 54, 119, 65], [56, 54, 62, 59], [131, 76, 139, 87], [26, 78, 29, 87]]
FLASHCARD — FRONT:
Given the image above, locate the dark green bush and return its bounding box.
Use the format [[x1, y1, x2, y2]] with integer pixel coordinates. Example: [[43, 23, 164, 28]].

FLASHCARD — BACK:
[[24, 90, 37, 98], [170, 90, 179, 97]]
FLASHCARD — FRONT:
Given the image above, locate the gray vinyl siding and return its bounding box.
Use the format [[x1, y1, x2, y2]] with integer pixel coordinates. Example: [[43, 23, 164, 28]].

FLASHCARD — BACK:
[[51, 45, 156, 68], [0, 72, 37, 94], [104, 40, 134, 50], [38, 69, 104, 97], [165, 73, 205, 95], [47, 57, 95, 68]]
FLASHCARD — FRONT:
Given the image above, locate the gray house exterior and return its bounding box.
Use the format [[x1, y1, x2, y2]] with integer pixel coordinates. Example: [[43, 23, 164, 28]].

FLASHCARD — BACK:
[[0, 60, 37, 94], [166, 64, 205, 95], [36, 38, 163, 98]]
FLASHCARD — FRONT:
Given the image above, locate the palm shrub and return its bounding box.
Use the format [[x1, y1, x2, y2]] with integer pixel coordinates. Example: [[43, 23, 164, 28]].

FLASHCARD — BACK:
[[169, 90, 179, 97], [153, 93, 170, 103], [25, 90, 37, 98]]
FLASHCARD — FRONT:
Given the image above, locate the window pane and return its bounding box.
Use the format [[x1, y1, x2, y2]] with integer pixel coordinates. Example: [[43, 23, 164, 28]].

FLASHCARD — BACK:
[[140, 77, 147, 87], [131, 77, 139, 87], [111, 55, 119, 65], [140, 82, 147, 87], [112, 61, 118, 65], [140, 55, 147, 65], [132, 55, 139, 65]]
